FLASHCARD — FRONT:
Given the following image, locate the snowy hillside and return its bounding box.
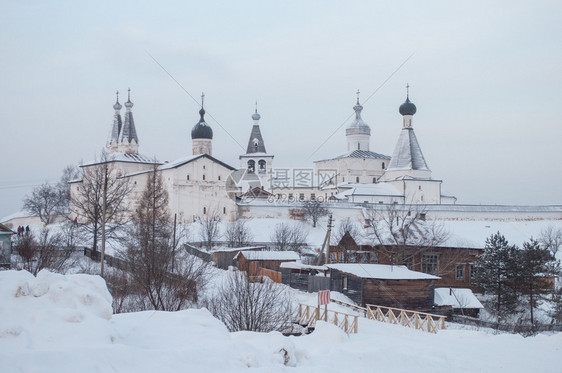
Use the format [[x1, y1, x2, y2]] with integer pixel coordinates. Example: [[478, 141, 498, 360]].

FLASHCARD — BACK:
[[1, 270, 561, 372]]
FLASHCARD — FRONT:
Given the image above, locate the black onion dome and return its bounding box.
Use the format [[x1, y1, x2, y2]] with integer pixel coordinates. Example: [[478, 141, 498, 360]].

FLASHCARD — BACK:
[[191, 107, 213, 139], [399, 97, 417, 116]]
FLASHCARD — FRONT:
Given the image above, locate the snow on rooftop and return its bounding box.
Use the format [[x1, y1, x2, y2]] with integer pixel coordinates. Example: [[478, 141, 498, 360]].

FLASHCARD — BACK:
[[211, 246, 263, 253], [237, 250, 300, 261], [326, 264, 441, 280], [158, 154, 203, 170], [82, 152, 158, 166], [279, 262, 328, 271], [434, 288, 484, 309]]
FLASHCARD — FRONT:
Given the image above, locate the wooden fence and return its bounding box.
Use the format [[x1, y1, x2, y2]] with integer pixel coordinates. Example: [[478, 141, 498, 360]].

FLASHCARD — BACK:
[[258, 268, 282, 283], [366, 304, 447, 334], [297, 303, 359, 334]]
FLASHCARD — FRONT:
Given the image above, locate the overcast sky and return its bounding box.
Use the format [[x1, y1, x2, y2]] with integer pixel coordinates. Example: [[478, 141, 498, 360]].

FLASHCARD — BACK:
[[1, 0, 561, 217]]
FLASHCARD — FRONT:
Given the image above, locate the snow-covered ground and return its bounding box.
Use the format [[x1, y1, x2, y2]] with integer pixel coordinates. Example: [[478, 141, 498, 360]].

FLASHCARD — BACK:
[[1, 269, 561, 373]]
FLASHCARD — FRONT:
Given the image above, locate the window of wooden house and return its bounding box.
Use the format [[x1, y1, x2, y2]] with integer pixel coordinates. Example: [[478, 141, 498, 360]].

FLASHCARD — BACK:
[[343, 276, 348, 290], [330, 253, 337, 263], [339, 252, 345, 262], [369, 252, 377, 264], [470, 265, 476, 281], [456, 264, 465, 280], [348, 253, 356, 263], [359, 253, 368, 263], [422, 254, 439, 275]]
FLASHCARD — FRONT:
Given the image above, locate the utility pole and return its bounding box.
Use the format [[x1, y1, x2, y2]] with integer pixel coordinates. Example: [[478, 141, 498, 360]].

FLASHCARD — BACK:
[[100, 164, 108, 277], [317, 214, 333, 265]]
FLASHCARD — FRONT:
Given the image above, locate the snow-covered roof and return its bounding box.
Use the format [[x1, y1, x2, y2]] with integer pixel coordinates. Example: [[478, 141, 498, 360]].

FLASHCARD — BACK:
[[279, 262, 328, 271], [158, 154, 203, 170], [315, 149, 391, 162], [158, 153, 236, 171], [236, 250, 300, 261], [326, 264, 441, 280], [434, 288, 484, 309], [211, 246, 263, 253], [386, 128, 429, 171], [82, 152, 158, 167]]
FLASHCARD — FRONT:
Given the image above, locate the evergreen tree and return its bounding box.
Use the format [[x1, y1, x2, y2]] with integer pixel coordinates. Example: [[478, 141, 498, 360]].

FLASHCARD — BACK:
[[474, 232, 521, 322], [518, 239, 560, 324]]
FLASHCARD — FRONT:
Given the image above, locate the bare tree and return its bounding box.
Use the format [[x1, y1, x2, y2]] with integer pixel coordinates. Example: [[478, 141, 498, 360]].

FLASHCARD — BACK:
[[205, 270, 294, 332], [363, 204, 450, 274], [23, 183, 64, 225], [539, 226, 562, 257], [224, 220, 254, 248], [118, 169, 209, 311], [70, 152, 132, 252], [198, 208, 221, 250], [12, 227, 77, 275], [269, 222, 308, 253], [303, 200, 330, 228], [57, 164, 82, 213]]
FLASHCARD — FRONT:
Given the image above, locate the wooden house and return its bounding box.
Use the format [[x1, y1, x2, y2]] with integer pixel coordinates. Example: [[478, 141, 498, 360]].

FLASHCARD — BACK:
[[328, 232, 483, 291], [211, 246, 263, 270], [327, 263, 440, 311], [235, 250, 300, 278]]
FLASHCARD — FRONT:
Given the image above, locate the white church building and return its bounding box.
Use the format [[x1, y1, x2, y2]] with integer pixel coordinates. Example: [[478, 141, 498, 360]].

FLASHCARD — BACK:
[[68, 87, 562, 224]]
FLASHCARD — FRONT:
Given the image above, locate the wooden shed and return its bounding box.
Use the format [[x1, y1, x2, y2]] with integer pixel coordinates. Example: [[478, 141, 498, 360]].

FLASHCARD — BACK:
[[327, 263, 440, 311], [434, 288, 484, 318], [211, 246, 263, 270], [235, 250, 300, 278]]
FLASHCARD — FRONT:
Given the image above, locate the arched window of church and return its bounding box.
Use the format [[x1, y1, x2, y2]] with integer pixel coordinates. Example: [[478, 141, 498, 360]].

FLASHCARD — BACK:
[[203, 207, 207, 214], [258, 160, 266, 174], [373, 177, 376, 183], [382, 162, 385, 169], [187, 175, 190, 181], [223, 207, 226, 214], [356, 176, 359, 183], [203, 174, 206, 181], [247, 160, 255, 173], [218, 175, 221, 181]]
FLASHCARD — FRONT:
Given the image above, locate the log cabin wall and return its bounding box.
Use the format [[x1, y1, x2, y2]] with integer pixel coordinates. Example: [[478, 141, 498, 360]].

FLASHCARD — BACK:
[[362, 278, 435, 311]]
